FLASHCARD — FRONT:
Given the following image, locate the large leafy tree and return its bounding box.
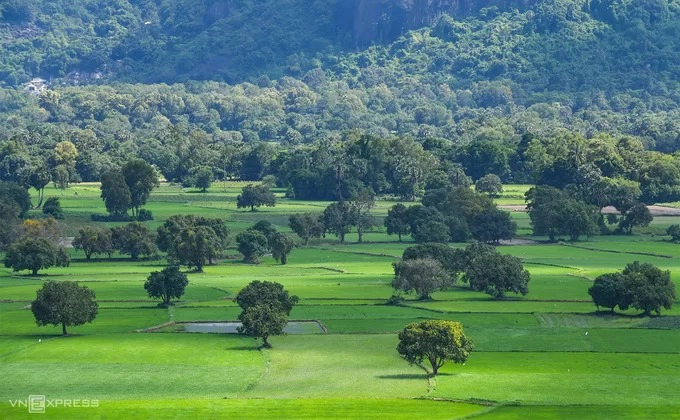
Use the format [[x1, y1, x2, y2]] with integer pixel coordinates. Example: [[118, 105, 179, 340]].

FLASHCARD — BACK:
[[122, 159, 159, 217], [185, 165, 214, 192], [157, 215, 229, 265], [111, 222, 157, 260], [619, 261, 675, 316], [384, 203, 411, 242], [31, 281, 98, 335], [4, 237, 70, 275], [235, 280, 298, 348], [588, 273, 624, 313], [73, 226, 113, 260], [235, 280, 299, 315], [288, 213, 324, 245], [237, 304, 287, 349], [172, 225, 220, 272], [0, 180, 31, 217], [618, 203, 653, 234], [236, 230, 269, 263], [349, 188, 375, 243], [470, 207, 517, 244], [236, 184, 276, 211], [465, 251, 530, 298], [144, 266, 189, 307], [100, 170, 131, 217], [402, 244, 465, 281], [474, 173, 503, 197], [397, 320, 473, 376], [392, 257, 451, 300], [526, 185, 599, 241], [323, 201, 353, 243], [269, 232, 295, 265]]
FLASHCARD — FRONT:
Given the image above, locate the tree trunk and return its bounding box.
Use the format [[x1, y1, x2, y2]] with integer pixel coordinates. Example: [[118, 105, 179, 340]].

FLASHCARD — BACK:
[[339, 232, 345, 243], [32, 268, 39, 276], [357, 228, 363, 243], [281, 254, 287, 265], [398, 233, 402, 242], [429, 356, 438, 375], [62, 322, 68, 335]]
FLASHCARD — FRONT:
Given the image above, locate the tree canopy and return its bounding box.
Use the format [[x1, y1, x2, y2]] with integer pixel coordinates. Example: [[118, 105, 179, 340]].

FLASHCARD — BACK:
[[31, 281, 98, 335], [144, 266, 189, 307], [397, 320, 473, 376]]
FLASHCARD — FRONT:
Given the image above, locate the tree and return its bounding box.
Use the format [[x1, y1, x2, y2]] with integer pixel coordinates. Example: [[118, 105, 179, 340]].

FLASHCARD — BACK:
[[51, 164, 71, 190], [588, 273, 624, 313], [185, 165, 214, 192], [465, 251, 530, 298], [0, 180, 31, 217], [237, 184, 276, 211], [0, 201, 20, 249], [250, 220, 278, 238], [397, 320, 473, 375], [402, 244, 465, 281], [122, 159, 159, 217], [237, 304, 287, 348], [405, 205, 447, 243], [667, 224, 680, 242], [28, 165, 51, 208], [235, 280, 299, 315], [4, 237, 70, 275], [269, 232, 295, 264], [236, 230, 269, 263], [470, 207, 517, 244], [144, 266, 189, 307], [525, 185, 565, 241], [100, 170, 131, 218], [618, 203, 653, 234], [474, 174, 503, 197], [157, 215, 229, 266], [323, 201, 353, 243], [73, 226, 112, 260], [384, 203, 411, 241], [288, 213, 324, 245], [172, 225, 219, 272], [525, 186, 598, 241], [412, 220, 451, 243], [31, 281, 98, 335], [619, 261, 675, 315], [349, 188, 375, 243], [42, 197, 63, 219], [111, 222, 157, 260], [392, 258, 451, 300]]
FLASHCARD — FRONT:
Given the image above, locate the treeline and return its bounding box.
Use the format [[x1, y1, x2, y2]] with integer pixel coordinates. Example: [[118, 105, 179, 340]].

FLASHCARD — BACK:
[[3, 125, 680, 211]]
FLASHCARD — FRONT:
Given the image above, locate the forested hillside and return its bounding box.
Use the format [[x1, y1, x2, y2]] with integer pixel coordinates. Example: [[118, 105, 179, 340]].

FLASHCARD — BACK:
[[2, 0, 680, 195]]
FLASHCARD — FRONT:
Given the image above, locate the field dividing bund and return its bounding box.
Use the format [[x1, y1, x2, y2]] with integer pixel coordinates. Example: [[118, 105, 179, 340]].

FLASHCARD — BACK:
[[1, 184, 680, 418]]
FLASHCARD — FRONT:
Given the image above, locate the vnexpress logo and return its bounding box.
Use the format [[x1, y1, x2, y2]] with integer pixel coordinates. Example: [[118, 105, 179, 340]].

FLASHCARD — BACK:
[[28, 395, 45, 414], [9, 395, 99, 413]]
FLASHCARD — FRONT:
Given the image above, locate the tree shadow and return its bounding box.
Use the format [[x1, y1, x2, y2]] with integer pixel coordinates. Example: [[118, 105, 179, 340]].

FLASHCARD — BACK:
[[376, 374, 428, 380]]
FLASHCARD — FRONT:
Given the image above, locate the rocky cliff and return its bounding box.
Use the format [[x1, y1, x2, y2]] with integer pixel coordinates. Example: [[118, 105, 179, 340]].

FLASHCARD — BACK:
[[337, 0, 537, 47]]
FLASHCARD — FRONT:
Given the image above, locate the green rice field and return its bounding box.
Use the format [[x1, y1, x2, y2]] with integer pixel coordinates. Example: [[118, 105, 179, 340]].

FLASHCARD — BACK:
[[1, 183, 679, 419]]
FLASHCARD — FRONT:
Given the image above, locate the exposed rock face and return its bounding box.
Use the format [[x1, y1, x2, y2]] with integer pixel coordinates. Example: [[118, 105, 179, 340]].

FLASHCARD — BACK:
[[337, 0, 537, 47]]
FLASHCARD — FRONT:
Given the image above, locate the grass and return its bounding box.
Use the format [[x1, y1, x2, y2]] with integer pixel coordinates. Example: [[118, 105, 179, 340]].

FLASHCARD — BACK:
[[2, 182, 680, 417]]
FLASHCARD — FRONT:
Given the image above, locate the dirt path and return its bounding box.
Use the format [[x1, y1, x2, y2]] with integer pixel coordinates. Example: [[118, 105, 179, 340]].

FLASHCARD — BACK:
[[499, 205, 680, 216]]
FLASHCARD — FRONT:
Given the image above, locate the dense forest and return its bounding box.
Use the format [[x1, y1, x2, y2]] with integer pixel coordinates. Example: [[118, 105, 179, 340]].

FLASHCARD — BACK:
[[1, 0, 680, 199]]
